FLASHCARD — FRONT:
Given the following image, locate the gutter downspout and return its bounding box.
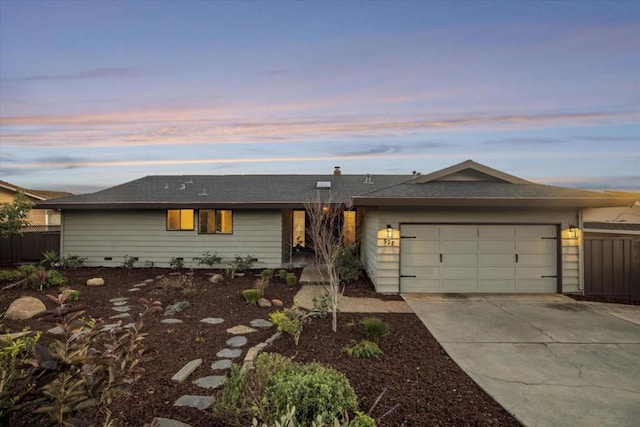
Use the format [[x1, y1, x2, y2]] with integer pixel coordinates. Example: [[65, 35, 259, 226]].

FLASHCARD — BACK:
[[578, 209, 584, 293]]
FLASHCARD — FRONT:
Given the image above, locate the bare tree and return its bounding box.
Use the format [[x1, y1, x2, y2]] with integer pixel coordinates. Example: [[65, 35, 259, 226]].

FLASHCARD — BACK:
[[304, 193, 347, 332]]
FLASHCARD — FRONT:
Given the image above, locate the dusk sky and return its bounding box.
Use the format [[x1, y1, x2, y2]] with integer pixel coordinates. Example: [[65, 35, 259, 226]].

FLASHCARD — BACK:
[[1, 0, 638, 194]]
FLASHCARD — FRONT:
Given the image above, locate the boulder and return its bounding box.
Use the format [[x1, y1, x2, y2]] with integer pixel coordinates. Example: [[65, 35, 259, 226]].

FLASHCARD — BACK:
[[271, 299, 284, 307], [5, 296, 46, 320], [209, 274, 224, 284], [86, 278, 104, 286], [257, 298, 272, 308]]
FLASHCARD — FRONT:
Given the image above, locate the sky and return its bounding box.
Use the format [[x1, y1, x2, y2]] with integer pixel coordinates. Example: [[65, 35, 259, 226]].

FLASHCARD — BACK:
[[0, 0, 638, 194]]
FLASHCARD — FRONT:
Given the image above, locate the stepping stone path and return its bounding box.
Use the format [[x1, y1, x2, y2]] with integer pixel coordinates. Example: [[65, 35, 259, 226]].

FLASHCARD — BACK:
[[200, 317, 224, 325], [216, 348, 242, 358], [211, 359, 233, 370], [47, 326, 65, 335], [102, 277, 278, 426], [192, 375, 227, 389], [173, 395, 214, 410], [226, 336, 248, 347]]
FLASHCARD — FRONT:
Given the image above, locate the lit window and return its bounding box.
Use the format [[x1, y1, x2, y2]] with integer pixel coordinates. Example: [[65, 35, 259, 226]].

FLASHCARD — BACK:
[[167, 209, 194, 231], [199, 210, 233, 234], [343, 210, 356, 245]]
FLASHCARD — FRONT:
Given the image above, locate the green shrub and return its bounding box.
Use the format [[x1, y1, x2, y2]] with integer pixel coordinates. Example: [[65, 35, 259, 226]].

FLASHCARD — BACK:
[[243, 289, 262, 305], [336, 245, 363, 283], [40, 250, 59, 269], [169, 257, 184, 270], [17, 264, 40, 277], [212, 364, 252, 421], [267, 360, 358, 424], [122, 254, 137, 269], [194, 251, 222, 267], [350, 411, 376, 427], [0, 269, 23, 283], [252, 405, 373, 427], [360, 317, 389, 343], [269, 303, 307, 345], [164, 300, 190, 316], [0, 329, 41, 419], [285, 273, 298, 286], [67, 290, 80, 302], [46, 270, 68, 287], [278, 269, 288, 280], [311, 292, 330, 319], [261, 269, 274, 281], [342, 340, 382, 359], [59, 254, 86, 269]]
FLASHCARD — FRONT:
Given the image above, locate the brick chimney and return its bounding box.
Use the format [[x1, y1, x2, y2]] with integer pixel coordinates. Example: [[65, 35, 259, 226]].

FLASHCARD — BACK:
[[333, 166, 341, 176]]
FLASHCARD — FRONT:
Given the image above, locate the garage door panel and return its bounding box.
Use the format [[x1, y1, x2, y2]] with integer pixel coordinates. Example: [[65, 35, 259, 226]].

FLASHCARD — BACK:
[[479, 240, 515, 252], [442, 240, 477, 252], [479, 266, 516, 278], [400, 224, 557, 293], [479, 253, 516, 265], [479, 226, 515, 239], [442, 266, 477, 278]]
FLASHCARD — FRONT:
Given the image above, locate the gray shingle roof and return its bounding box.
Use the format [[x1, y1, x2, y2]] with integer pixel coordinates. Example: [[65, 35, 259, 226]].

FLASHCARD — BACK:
[[36, 174, 410, 209]]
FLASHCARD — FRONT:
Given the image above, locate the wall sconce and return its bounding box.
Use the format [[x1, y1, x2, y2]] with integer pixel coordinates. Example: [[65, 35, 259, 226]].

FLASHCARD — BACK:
[[569, 223, 578, 238], [384, 224, 394, 246]]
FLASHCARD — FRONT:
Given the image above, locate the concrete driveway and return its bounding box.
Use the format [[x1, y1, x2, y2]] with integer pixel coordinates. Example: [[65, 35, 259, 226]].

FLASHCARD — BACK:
[[403, 294, 640, 427]]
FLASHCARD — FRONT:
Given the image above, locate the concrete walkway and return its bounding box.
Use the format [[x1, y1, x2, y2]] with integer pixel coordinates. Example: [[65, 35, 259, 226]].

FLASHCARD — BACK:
[[403, 294, 640, 427], [295, 285, 413, 313]]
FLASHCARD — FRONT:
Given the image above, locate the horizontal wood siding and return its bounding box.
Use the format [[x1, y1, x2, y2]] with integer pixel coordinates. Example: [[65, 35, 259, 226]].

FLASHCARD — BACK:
[[371, 207, 580, 294], [62, 210, 283, 268], [360, 208, 379, 286]]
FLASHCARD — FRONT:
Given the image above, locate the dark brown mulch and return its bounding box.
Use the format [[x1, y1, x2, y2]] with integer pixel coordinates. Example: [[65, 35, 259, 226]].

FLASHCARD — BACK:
[[568, 294, 640, 306], [1, 267, 519, 426]]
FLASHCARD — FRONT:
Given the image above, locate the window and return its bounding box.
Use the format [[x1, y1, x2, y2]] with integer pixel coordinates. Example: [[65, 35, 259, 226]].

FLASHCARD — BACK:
[[167, 209, 194, 230], [343, 210, 356, 245], [199, 210, 233, 234]]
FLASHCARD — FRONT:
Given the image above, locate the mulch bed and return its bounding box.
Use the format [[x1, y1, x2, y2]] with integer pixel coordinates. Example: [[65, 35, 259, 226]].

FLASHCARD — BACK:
[[1, 267, 520, 426]]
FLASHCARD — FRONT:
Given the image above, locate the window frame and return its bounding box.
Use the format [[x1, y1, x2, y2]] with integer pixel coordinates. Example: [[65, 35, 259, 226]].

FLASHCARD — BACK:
[[166, 209, 195, 231], [198, 209, 234, 235]]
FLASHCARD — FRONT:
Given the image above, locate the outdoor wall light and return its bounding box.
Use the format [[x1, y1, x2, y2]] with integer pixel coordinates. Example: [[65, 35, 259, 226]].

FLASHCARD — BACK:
[[568, 223, 579, 238], [386, 224, 393, 239]]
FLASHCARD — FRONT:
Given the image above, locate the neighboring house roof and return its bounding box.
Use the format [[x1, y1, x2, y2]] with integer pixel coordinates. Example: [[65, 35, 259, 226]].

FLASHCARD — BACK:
[[35, 160, 636, 210], [0, 179, 72, 201], [36, 174, 410, 209]]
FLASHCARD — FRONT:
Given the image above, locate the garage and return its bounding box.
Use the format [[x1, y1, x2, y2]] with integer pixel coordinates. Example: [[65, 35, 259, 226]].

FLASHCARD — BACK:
[[400, 224, 558, 293]]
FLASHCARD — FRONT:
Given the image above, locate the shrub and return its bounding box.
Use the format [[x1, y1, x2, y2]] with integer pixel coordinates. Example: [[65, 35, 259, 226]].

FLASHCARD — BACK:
[[243, 289, 262, 305], [164, 300, 190, 316], [59, 254, 86, 269], [261, 269, 274, 281], [40, 250, 59, 269], [278, 269, 288, 280], [310, 292, 330, 319], [342, 340, 382, 359], [336, 245, 363, 283], [169, 257, 184, 270], [254, 278, 269, 296], [269, 303, 307, 345], [46, 270, 68, 287], [122, 254, 137, 269], [18, 294, 162, 425], [267, 359, 358, 424], [285, 273, 298, 286], [360, 317, 389, 343], [0, 329, 41, 419], [350, 411, 376, 427], [67, 290, 80, 302], [194, 251, 222, 267], [0, 269, 23, 284]]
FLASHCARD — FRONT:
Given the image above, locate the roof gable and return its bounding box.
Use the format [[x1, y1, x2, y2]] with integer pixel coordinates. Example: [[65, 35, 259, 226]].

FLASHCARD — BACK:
[[408, 160, 530, 184]]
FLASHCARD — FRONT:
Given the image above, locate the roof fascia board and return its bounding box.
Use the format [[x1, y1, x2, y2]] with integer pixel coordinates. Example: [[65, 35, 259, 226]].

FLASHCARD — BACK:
[[351, 197, 636, 208], [34, 202, 309, 210], [408, 160, 531, 184], [0, 182, 47, 201]]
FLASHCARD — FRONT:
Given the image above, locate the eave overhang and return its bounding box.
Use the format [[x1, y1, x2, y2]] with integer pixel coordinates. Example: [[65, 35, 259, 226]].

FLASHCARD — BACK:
[[351, 196, 636, 208]]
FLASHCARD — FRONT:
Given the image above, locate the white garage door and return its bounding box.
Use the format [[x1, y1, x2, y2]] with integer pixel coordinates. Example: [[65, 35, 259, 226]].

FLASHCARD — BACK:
[[400, 224, 558, 293]]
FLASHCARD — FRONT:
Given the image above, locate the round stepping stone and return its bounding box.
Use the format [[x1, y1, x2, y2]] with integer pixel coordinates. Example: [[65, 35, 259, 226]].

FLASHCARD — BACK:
[[161, 318, 183, 324], [200, 317, 224, 325], [112, 306, 131, 313], [250, 319, 273, 328], [211, 359, 233, 370], [192, 375, 227, 389], [226, 325, 257, 335], [226, 336, 248, 347], [112, 301, 128, 306], [109, 297, 128, 303], [216, 348, 242, 358], [110, 313, 130, 319], [173, 395, 214, 410]]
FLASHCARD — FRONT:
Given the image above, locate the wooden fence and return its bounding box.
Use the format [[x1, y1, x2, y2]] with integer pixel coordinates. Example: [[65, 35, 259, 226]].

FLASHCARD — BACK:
[[0, 231, 61, 266], [584, 235, 640, 300]]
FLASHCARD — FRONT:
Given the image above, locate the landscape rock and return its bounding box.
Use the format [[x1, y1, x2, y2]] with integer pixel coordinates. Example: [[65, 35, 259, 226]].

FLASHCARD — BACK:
[[209, 274, 224, 284], [200, 317, 224, 325], [86, 278, 104, 286], [250, 319, 273, 328], [271, 299, 284, 307], [216, 348, 243, 358], [112, 306, 130, 313], [211, 359, 233, 370], [192, 375, 227, 389], [171, 359, 203, 382], [258, 298, 272, 308], [153, 418, 193, 427], [5, 297, 46, 320], [226, 335, 248, 347], [110, 313, 130, 319], [226, 325, 257, 335], [109, 297, 128, 303], [173, 395, 214, 410], [161, 318, 183, 324], [47, 326, 65, 335], [128, 288, 142, 292]]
